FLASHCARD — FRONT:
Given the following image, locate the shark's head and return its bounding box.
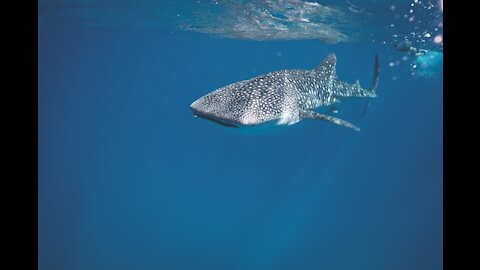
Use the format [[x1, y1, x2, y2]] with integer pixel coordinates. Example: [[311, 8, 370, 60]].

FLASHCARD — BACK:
[[191, 93, 289, 133], [190, 91, 242, 128]]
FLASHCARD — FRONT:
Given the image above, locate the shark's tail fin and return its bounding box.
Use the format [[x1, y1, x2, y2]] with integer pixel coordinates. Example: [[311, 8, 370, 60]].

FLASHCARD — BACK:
[[370, 54, 380, 92], [361, 54, 380, 116]]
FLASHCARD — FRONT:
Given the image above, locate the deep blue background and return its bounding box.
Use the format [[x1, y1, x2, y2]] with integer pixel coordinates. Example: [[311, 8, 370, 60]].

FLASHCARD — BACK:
[[39, 25, 442, 270]]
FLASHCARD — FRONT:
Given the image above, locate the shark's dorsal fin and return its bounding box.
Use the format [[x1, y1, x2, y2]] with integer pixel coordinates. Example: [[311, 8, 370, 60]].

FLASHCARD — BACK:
[[315, 54, 337, 78], [354, 79, 361, 89]]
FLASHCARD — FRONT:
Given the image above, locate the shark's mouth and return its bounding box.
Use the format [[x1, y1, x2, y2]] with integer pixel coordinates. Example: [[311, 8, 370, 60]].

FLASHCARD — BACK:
[[192, 110, 240, 128]]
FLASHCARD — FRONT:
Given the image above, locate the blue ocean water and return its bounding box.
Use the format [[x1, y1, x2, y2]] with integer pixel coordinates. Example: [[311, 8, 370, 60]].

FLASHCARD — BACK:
[[39, 1, 443, 270]]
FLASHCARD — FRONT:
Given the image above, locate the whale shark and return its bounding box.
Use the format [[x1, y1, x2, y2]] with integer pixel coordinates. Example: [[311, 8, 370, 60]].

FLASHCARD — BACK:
[[191, 53, 379, 131]]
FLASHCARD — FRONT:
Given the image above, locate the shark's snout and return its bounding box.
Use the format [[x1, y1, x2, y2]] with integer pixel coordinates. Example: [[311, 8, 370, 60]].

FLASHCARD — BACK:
[[190, 97, 209, 116], [190, 97, 240, 128], [190, 99, 200, 112], [190, 98, 206, 118]]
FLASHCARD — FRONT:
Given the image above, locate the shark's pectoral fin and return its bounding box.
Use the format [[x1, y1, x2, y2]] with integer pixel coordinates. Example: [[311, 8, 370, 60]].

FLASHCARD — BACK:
[[299, 110, 360, 131]]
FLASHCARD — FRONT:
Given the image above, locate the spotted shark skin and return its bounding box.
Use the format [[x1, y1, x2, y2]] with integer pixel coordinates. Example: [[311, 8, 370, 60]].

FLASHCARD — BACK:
[[191, 53, 379, 131]]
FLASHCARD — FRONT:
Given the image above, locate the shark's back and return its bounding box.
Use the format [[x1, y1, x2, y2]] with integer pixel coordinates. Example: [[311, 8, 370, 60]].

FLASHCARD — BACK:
[[192, 69, 308, 126], [234, 69, 309, 125]]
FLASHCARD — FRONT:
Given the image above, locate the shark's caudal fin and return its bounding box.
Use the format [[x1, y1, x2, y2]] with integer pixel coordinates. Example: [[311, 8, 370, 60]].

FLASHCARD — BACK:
[[370, 54, 380, 92], [361, 54, 380, 116]]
